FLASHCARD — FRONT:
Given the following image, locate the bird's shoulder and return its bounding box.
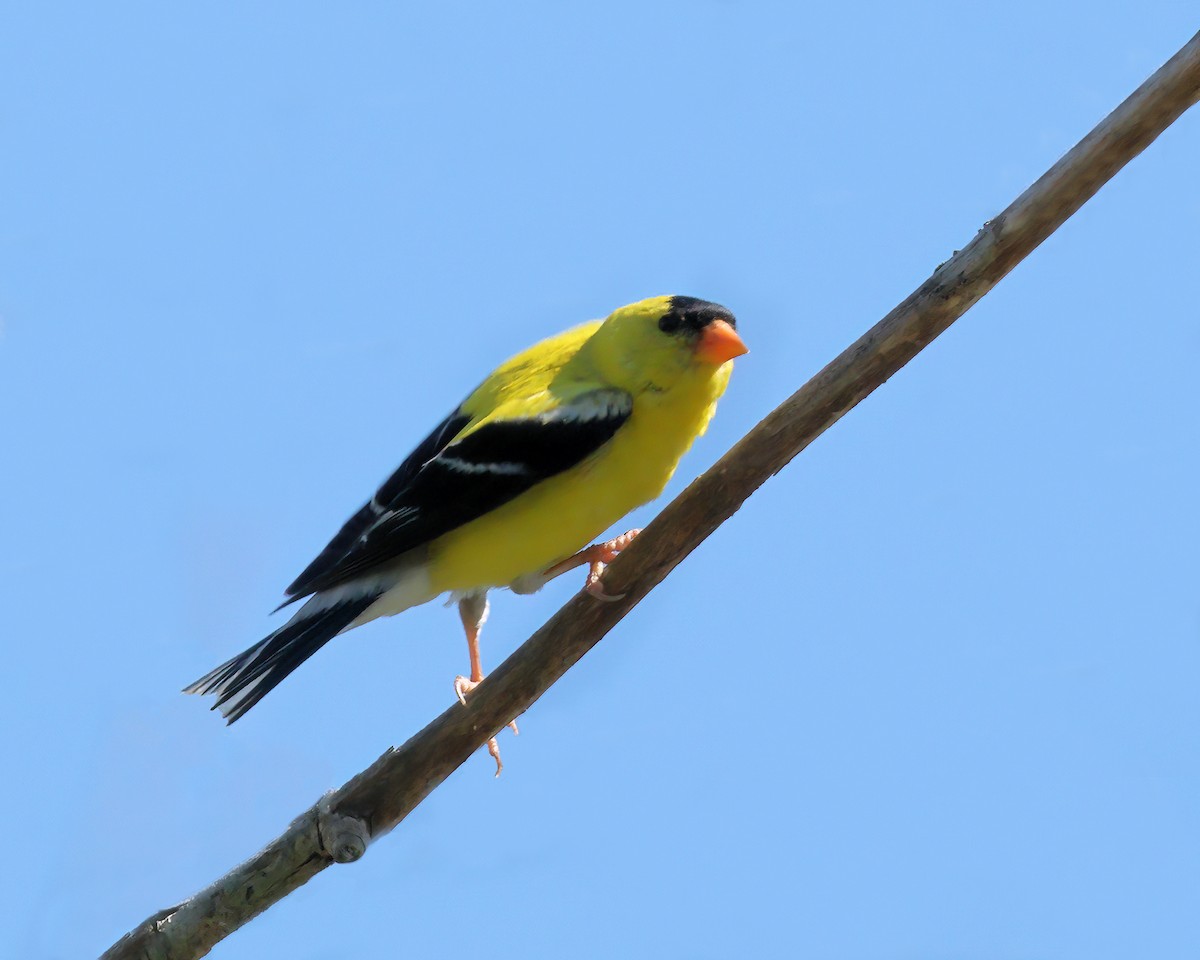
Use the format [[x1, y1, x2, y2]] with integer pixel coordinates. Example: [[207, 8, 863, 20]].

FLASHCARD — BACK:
[[458, 320, 604, 426]]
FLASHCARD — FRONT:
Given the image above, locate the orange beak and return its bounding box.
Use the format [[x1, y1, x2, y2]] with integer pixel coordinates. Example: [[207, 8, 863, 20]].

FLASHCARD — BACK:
[[695, 319, 749, 365]]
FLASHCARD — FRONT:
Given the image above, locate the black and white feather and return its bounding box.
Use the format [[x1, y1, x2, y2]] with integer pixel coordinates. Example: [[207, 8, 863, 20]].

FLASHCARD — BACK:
[[185, 386, 632, 722], [280, 386, 633, 602]]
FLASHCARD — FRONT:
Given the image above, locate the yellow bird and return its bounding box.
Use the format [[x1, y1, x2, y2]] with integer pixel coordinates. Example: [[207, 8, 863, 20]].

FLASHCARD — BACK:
[[186, 295, 747, 771]]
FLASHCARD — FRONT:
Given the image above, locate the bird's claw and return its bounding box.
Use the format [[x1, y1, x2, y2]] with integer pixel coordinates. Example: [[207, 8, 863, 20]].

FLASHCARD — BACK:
[[584, 564, 626, 601], [485, 737, 504, 777], [453, 674, 519, 776], [546, 528, 641, 601]]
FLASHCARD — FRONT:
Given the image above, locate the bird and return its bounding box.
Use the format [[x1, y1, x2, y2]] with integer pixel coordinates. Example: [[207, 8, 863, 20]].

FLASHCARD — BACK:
[[185, 295, 747, 773]]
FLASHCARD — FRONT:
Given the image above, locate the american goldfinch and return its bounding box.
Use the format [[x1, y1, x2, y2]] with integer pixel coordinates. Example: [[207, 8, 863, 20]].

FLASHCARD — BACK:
[[185, 295, 747, 771]]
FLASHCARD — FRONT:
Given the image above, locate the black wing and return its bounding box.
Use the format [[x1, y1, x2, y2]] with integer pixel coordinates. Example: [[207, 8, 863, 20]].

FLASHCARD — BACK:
[[281, 406, 469, 601], [282, 388, 632, 601]]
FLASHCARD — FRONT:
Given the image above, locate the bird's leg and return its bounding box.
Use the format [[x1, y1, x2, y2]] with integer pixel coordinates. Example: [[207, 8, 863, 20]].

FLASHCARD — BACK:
[[543, 528, 641, 601], [452, 592, 518, 776]]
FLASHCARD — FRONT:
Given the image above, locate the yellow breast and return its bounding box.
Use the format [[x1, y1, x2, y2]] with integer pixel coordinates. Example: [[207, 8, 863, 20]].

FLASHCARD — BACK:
[[425, 365, 730, 594]]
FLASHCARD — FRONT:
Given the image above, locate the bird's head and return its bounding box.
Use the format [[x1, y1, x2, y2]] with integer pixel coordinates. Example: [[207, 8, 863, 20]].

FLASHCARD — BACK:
[[588, 295, 747, 394]]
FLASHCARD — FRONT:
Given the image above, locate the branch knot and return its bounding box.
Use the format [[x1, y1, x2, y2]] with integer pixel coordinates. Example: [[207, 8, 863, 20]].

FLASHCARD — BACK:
[[317, 798, 370, 864]]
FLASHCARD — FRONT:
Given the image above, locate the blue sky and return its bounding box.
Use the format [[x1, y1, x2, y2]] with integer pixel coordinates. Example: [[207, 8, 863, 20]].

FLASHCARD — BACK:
[[2, 4, 1198, 958]]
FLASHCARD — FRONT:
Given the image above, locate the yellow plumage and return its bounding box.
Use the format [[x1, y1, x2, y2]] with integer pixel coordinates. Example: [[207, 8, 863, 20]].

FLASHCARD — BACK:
[[430, 303, 733, 592], [185, 294, 746, 745]]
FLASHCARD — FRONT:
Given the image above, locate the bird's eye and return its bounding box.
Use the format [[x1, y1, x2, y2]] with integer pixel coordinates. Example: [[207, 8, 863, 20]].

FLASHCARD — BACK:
[[658, 312, 684, 334]]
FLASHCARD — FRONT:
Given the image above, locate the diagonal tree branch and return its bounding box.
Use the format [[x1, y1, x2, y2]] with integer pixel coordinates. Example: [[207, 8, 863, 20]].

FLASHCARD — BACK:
[[102, 29, 1200, 960]]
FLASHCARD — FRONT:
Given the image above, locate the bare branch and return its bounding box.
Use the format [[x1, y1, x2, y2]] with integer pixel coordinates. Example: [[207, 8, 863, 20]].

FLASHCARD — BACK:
[[101, 29, 1200, 960]]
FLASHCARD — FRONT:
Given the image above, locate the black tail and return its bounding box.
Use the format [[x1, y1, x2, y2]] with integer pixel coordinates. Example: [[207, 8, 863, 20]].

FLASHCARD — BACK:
[[184, 594, 378, 724]]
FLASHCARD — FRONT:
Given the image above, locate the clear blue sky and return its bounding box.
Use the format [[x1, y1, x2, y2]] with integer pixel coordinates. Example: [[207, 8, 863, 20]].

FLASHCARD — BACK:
[[3, 4, 1198, 958]]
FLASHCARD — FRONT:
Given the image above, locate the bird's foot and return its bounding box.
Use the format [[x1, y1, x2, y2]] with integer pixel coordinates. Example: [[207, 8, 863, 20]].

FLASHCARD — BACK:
[[544, 528, 641, 601], [453, 674, 519, 777]]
